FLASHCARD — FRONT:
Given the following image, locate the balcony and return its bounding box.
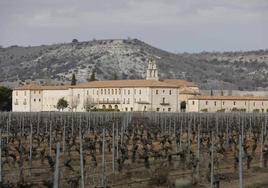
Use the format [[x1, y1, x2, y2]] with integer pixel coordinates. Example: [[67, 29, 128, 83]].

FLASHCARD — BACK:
[[160, 102, 170, 106], [136, 101, 150, 104], [98, 100, 120, 104]]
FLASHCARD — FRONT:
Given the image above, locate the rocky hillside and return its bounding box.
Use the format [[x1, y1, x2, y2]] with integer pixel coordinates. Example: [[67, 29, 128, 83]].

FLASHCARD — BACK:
[[0, 39, 268, 90]]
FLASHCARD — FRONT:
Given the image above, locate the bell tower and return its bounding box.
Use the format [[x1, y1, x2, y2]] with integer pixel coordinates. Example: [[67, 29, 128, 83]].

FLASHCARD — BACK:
[[146, 59, 159, 80]]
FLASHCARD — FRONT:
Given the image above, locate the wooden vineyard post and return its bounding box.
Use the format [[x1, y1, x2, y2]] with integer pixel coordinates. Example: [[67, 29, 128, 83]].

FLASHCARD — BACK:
[[210, 131, 214, 188], [37, 113, 40, 135], [71, 114, 74, 137], [116, 122, 119, 161], [101, 128, 106, 187], [239, 135, 243, 188], [226, 117, 229, 148], [260, 123, 264, 168], [53, 142, 60, 188], [79, 121, 85, 188], [197, 123, 200, 178], [29, 123, 33, 176], [180, 121, 182, 150], [62, 120, 66, 154], [0, 129, 2, 184], [49, 120, 52, 156], [112, 122, 115, 173]]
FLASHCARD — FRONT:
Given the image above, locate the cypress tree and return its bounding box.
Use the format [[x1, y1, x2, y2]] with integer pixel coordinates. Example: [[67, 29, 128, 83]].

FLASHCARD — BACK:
[[89, 70, 96, 81], [71, 73, 77, 85]]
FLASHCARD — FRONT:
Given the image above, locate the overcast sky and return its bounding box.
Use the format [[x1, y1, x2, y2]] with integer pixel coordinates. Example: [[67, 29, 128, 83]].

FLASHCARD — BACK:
[[0, 0, 267, 52]]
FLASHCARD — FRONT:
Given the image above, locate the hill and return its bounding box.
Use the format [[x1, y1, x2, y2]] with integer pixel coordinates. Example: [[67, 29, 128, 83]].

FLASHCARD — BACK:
[[0, 38, 268, 90]]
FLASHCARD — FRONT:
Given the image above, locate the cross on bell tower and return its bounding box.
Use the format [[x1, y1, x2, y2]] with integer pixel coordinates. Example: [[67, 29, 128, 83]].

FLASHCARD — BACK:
[[146, 59, 159, 80]]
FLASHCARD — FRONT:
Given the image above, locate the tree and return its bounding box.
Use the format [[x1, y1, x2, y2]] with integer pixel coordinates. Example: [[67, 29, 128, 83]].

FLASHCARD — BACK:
[[0, 86, 12, 111], [210, 89, 214, 96], [220, 90, 224, 96], [88, 69, 96, 81], [57, 98, 68, 111], [72, 39, 78, 43], [71, 74, 77, 85], [112, 72, 118, 80]]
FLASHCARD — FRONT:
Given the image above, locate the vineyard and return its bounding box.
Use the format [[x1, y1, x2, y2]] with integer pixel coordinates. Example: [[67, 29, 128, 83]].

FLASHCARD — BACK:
[[0, 112, 268, 188]]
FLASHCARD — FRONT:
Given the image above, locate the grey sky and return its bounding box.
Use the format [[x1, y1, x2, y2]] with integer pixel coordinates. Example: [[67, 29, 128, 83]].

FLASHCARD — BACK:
[[0, 0, 267, 52]]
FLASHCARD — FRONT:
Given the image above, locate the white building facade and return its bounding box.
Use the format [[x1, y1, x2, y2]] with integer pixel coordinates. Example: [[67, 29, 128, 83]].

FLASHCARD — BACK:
[[12, 61, 199, 112], [188, 96, 268, 112]]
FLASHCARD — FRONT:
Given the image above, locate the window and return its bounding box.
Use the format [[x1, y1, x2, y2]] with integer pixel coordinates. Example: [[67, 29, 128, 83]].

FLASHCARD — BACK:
[[24, 91, 26, 96], [119, 89, 121, 95], [112, 89, 114, 95], [156, 90, 158, 94], [168, 108, 171, 112], [115, 89, 117, 95], [130, 107, 133, 111], [233, 101, 236, 105], [108, 89, 110, 95], [139, 90, 141, 94], [78, 94, 80, 99], [125, 107, 128, 111], [222, 102, 225, 105], [163, 108, 165, 112], [214, 101, 217, 106], [206, 101, 208, 105], [245, 101, 247, 105], [156, 108, 160, 111], [124, 89, 126, 95], [87, 90, 89, 95], [93, 90, 95, 95], [123, 98, 125, 104], [128, 90, 130, 95], [39, 99, 41, 102], [169, 90, 172, 95], [262, 102, 264, 106], [134, 89, 136, 94], [253, 102, 255, 107], [163, 90, 165, 93], [192, 101, 195, 105], [162, 98, 165, 103], [104, 89, 107, 95], [16, 91, 18, 96], [127, 98, 130, 104], [101, 89, 103, 95], [34, 91, 36, 94], [34, 99, 36, 102], [39, 91, 41, 94]]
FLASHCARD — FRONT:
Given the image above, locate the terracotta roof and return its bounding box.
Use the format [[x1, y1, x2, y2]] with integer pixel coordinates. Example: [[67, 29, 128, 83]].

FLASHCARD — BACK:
[[14, 79, 198, 90], [71, 80, 179, 88], [15, 84, 69, 90], [162, 79, 197, 87], [189, 96, 268, 101]]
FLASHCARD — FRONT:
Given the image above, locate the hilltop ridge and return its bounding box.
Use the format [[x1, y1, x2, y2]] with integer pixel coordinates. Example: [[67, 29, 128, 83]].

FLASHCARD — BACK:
[[0, 38, 268, 90]]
